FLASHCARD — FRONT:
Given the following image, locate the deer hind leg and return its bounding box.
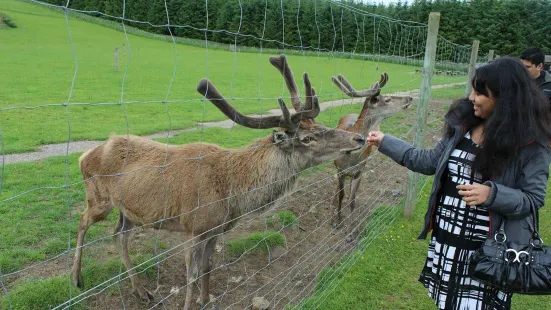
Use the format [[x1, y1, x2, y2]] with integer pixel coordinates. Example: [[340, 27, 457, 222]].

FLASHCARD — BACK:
[[71, 191, 114, 288], [183, 232, 197, 310], [198, 236, 217, 307], [115, 214, 154, 302], [332, 173, 347, 229]]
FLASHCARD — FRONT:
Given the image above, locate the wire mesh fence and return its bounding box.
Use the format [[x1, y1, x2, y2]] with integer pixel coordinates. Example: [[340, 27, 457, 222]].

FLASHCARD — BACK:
[[0, 0, 482, 308]]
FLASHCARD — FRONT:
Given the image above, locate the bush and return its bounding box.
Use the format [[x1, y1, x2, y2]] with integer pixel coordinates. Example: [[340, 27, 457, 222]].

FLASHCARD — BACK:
[[277, 211, 298, 228], [228, 231, 286, 256], [264, 211, 298, 228], [0, 13, 18, 28]]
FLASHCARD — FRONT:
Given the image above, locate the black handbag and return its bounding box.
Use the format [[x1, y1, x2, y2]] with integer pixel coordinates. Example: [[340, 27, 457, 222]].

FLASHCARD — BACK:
[[468, 204, 551, 294]]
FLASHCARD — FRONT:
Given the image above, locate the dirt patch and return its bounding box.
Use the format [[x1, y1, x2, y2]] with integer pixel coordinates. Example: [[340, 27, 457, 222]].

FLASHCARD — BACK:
[[2, 100, 451, 309]]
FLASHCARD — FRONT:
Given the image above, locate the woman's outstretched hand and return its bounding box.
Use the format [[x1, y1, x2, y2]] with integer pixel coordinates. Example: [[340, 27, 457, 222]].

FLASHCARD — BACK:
[[367, 131, 385, 147], [457, 184, 491, 206]]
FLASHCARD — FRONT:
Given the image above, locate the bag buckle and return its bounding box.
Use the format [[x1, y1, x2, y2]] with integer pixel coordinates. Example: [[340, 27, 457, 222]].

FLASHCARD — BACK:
[[494, 231, 507, 243], [505, 249, 530, 265], [531, 237, 545, 249]]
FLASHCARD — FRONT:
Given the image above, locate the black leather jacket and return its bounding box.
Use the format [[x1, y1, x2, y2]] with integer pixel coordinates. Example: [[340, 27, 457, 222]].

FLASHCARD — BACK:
[[536, 70, 551, 103]]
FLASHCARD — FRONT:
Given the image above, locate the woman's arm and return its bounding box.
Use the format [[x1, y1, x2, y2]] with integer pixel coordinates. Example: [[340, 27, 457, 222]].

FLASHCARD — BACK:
[[369, 132, 449, 175], [480, 146, 551, 219]]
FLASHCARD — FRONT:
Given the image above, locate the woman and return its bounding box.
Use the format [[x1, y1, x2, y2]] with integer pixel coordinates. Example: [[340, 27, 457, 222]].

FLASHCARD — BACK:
[[367, 57, 551, 309]]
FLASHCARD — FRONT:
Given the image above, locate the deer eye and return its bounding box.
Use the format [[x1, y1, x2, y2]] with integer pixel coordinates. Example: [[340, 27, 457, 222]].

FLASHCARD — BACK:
[[301, 136, 314, 144]]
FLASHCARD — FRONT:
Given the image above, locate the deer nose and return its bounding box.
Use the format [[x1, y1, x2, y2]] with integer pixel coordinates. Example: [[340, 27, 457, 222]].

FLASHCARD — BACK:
[[353, 134, 366, 145]]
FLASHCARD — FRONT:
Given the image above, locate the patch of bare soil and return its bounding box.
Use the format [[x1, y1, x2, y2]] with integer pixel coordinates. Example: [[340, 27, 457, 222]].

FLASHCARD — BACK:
[[3, 100, 451, 310]]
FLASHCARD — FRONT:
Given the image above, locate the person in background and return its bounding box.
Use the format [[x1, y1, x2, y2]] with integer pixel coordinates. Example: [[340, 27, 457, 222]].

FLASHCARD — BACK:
[[367, 57, 551, 309], [520, 47, 551, 103]]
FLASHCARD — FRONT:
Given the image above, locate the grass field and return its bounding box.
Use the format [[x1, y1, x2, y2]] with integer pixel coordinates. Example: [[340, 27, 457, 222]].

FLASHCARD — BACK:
[[0, 0, 465, 154], [0, 1, 520, 309]]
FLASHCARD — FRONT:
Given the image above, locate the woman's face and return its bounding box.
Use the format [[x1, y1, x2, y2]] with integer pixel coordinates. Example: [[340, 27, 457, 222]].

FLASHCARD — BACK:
[[468, 87, 496, 119]]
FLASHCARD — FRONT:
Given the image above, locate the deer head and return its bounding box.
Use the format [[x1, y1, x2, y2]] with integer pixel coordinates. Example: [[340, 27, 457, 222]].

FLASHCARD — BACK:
[[197, 55, 365, 165], [332, 73, 413, 119]]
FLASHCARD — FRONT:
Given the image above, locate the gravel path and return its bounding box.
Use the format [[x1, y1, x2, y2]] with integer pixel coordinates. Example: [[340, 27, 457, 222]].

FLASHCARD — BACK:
[[3, 82, 465, 165]]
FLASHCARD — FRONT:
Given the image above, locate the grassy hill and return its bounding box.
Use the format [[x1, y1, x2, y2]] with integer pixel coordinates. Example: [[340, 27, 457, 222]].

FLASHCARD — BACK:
[[0, 0, 464, 154]]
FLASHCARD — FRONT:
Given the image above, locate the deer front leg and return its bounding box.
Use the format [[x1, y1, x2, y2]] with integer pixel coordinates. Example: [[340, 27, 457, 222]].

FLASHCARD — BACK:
[[345, 174, 362, 243], [332, 173, 346, 229], [116, 216, 154, 302], [348, 173, 362, 216]]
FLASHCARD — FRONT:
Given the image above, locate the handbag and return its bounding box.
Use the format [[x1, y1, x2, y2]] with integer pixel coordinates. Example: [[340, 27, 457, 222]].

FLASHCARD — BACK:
[[468, 203, 551, 294]]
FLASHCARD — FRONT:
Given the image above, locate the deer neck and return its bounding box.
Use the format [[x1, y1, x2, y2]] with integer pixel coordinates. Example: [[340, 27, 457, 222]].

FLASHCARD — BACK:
[[227, 138, 302, 215], [352, 109, 384, 135]]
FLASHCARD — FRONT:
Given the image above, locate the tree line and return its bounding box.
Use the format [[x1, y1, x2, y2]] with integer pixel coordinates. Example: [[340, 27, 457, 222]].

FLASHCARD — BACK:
[[42, 0, 551, 58]]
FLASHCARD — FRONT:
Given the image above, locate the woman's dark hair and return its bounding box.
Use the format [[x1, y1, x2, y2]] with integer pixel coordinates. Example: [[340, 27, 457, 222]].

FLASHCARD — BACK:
[[443, 98, 483, 138], [450, 57, 551, 177]]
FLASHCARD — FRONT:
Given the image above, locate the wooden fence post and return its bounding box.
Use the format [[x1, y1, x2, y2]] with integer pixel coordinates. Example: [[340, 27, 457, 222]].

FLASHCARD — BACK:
[[465, 40, 479, 97], [114, 47, 119, 72], [488, 49, 494, 62], [403, 12, 440, 218]]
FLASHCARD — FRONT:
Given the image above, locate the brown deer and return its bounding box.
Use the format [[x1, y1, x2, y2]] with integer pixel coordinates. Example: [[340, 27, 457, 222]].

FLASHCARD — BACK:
[[330, 73, 413, 238], [70, 55, 365, 309]]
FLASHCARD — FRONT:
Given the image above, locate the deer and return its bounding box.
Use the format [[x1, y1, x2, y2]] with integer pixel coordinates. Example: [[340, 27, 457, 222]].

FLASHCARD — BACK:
[[330, 73, 413, 240], [70, 54, 366, 310]]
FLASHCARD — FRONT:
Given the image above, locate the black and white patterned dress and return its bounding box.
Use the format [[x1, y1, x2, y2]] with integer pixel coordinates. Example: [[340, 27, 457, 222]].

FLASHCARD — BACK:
[[419, 132, 512, 310]]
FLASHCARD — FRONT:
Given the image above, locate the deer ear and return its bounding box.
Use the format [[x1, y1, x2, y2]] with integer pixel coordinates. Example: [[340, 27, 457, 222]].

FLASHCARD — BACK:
[[272, 130, 287, 144]]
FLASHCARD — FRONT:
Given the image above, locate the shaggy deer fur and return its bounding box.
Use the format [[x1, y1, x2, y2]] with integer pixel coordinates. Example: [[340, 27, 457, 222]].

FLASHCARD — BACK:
[[331, 73, 413, 239], [71, 55, 365, 309]]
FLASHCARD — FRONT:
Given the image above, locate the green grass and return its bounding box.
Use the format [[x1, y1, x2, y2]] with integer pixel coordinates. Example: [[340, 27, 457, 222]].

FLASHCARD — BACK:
[[14, 2, 470, 73], [1, 276, 84, 310], [156, 126, 273, 148], [0, 154, 114, 275], [1, 254, 156, 309], [430, 84, 467, 100], [0, 0, 465, 154], [277, 211, 298, 228], [227, 230, 286, 257], [266, 210, 299, 228], [80, 253, 156, 291]]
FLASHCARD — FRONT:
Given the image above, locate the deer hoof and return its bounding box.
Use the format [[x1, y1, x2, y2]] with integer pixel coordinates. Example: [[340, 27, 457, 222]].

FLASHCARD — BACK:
[[135, 287, 154, 303], [197, 294, 217, 308], [72, 273, 84, 289]]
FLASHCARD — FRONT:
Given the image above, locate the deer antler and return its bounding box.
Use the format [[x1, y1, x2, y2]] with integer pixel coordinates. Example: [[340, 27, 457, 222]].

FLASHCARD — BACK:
[[197, 78, 320, 133], [269, 54, 319, 125], [331, 72, 388, 98], [269, 54, 319, 113]]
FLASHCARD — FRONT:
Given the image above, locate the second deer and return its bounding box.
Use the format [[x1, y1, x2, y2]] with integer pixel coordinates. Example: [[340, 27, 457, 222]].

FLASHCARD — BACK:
[[331, 73, 413, 240]]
